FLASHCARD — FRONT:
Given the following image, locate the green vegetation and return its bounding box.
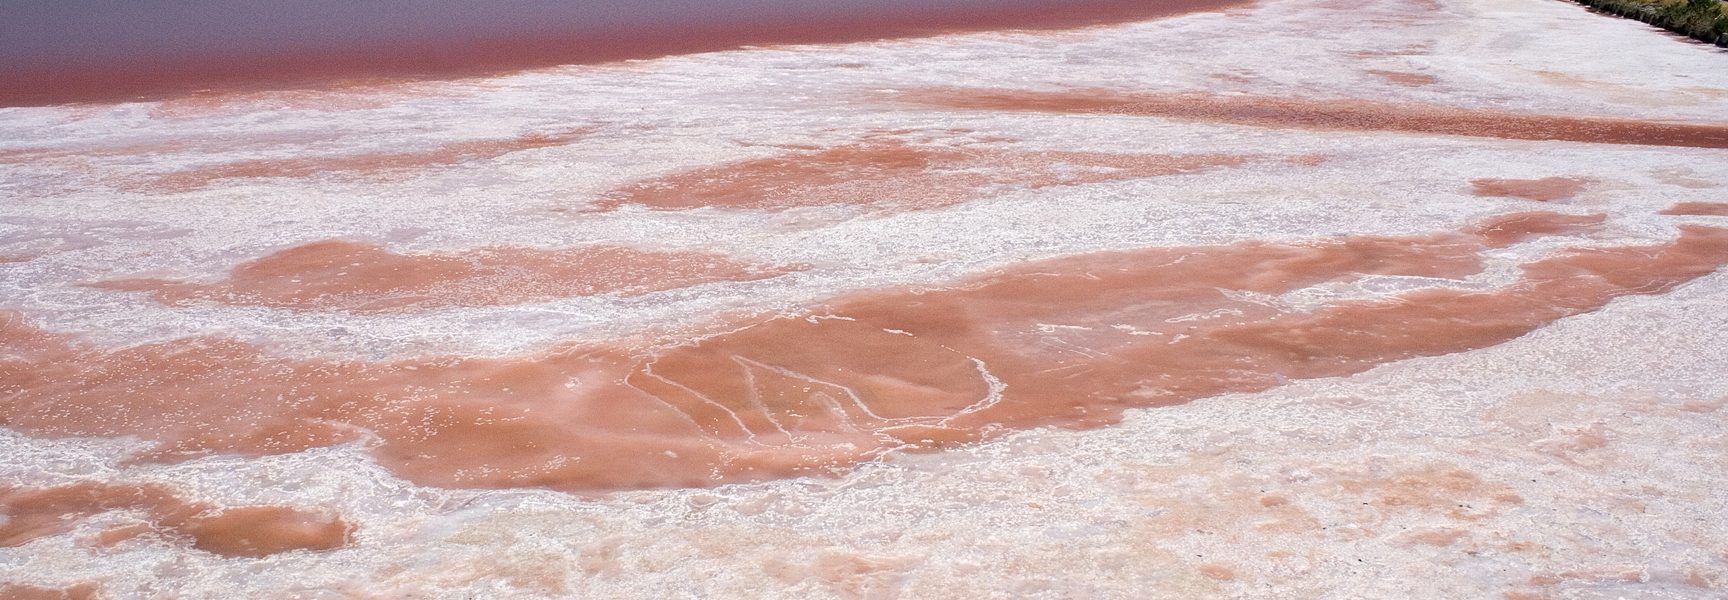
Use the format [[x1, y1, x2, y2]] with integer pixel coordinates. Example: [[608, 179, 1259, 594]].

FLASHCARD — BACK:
[[1659, 0, 1728, 38], [1573, 0, 1728, 45]]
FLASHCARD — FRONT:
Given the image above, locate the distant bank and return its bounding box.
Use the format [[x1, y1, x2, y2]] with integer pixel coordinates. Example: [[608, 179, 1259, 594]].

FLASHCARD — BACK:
[[0, 0, 1248, 108], [1568, 0, 1728, 47]]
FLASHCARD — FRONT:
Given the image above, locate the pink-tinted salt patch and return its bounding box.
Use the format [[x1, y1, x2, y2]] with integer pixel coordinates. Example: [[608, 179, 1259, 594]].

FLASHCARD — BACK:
[[10, 131, 334, 162], [1468, 212, 1606, 247], [1400, 527, 1469, 546], [1343, 45, 1434, 59], [0, 583, 102, 600], [91, 240, 802, 313], [1662, 202, 1728, 217], [1197, 563, 1237, 580], [1367, 70, 1439, 86], [1316, 0, 1442, 10], [1651, 167, 1720, 189], [0, 148, 49, 165], [146, 81, 473, 120], [1210, 71, 1261, 85], [0, 482, 353, 557], [177, 506, 357, 557], [0, 235, 101, 266], [595, 140, 1250, 212], [896, 88, 1728, 149], [1470, 177, 1590, 202], [9, 217, 1728, 492], [139, 129, 589, 192]]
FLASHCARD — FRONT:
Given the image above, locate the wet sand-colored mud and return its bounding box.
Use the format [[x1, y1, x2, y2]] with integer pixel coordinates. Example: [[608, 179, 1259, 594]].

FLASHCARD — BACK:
[[898, 88, 1728, 149], [1470, 177, 1590, 202], [9, 219, 1728, 492], [1466, 211, 1605, 247], [1662, 202, 1728, 216], [91, 240, 801, 313], [1366, 70, 1439, 87], [0, 482, 353, 557], [0, 583, 102, 600], [596, 141, 1249, 212]]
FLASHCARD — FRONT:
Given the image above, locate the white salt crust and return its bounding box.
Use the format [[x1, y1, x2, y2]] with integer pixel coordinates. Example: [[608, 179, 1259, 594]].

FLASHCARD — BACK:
[[2, 0, 1727, 596]]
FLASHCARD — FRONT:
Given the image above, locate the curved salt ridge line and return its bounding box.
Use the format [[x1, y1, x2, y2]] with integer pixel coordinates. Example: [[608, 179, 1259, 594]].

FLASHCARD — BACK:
[[731, 356, 894, 427], [728, 356, 801, 440], [0, 481, 353, 558], [6, 216, 1727, 493], [893, 88, 1728, 149], [938, 356, 1008, 427], [631, 361, 752, 442], [87, 240, 805, 314]]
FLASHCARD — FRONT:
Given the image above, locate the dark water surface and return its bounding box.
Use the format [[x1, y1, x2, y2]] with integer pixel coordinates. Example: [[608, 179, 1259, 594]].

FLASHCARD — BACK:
[[0, 0, 1245, 107]]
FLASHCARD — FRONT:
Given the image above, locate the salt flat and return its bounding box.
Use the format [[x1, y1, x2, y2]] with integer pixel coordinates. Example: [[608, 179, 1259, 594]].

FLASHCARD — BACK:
[[2, 0, 1727, 597]]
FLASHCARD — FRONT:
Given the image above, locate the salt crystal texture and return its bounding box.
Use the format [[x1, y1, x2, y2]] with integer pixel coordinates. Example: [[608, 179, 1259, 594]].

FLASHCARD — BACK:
[[3, 0, 1728, 597]]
